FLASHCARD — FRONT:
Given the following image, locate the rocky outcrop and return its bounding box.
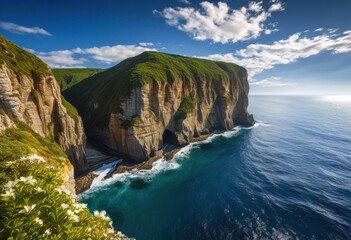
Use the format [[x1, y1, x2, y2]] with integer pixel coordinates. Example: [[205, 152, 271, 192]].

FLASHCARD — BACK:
[[66, 52, 254, 163], [0, 63, 88, 174]]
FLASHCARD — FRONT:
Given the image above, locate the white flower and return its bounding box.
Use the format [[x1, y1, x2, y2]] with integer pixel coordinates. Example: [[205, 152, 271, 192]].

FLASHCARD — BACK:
[[67, 209, 79, 222], [54, 187, 63, 194], [19, 176, 37, 185], [4, 181, 16, 189], [61, 203, 69, 209], [94, 210, 106, 217], [6, 161, 15, 166], [67, 209, 74, 216], [63, 188, 72, 195], [93, 210, 110, 221], [21, 154, 45, 163], [73, 203, 82, 209], [80, 203, 88, 208], [71, 214, 79, 222], [36, 187, 44, 193], [34, 217, 43, 225], [88, 227, 91, 232], [43, 229, 51, 236], [45, 165, 55, 169], [72, 202, 86, 213], [19, 204, 36, 213], [55, 186, 73, 196], [93, 210, 99, 217], [1, 189, 14, 197], [106, 228, 114, 234]]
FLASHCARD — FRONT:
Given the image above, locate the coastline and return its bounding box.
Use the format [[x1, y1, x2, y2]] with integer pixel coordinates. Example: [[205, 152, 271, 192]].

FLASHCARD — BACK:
[[75, 133, 212, 194]]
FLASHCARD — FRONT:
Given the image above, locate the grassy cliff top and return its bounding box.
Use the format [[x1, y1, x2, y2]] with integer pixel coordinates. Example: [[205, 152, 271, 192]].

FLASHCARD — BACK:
[[0, 35, 50, 77], [63, 51, 244, 127], [52, 68, 103, 91]]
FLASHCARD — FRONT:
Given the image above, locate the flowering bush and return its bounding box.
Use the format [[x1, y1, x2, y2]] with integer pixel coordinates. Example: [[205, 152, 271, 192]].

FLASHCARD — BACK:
[[0, 126, 130, 239]]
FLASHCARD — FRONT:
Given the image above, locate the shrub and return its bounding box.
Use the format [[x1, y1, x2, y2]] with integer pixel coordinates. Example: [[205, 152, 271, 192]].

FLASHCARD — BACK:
[[175, 96, 197, 121], [0, 123, 130, 239]]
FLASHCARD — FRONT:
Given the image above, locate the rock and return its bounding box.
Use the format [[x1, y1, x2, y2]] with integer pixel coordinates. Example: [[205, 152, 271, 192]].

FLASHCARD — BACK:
[[0, 34, 88, 175], [65, 52, 254, 163]]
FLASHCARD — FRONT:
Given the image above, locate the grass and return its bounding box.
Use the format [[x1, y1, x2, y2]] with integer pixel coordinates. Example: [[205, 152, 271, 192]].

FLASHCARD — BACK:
[[175, 96, 197, 121], [52, 68, 103, 91], [0, 35, 50, 79], [61, 96, 79, 122], [222, 93, 232, 104], [0, 120, 129, 239], [63, 51, 244, 128], [0, 120, 66, 165]]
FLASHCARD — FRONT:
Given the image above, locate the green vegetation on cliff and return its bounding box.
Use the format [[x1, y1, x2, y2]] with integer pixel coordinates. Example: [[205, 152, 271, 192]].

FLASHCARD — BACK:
[[0, 35, 50, 78], [52, 68, 103, 91], [61, 96, 80, 122], [0, 120, 128, 239], [175, 96, 197, 121], [63, 51, 243, 128]]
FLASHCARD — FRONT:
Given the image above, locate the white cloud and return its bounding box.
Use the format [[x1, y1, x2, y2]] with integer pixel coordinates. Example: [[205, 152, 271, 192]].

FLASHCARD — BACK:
[[81, 45, 156, 63], [138, 42, 155, 47], [250, 77, 295, 87], [37, 50, 86, 68], [177, 0, 191, 5], [35, 44, 156, 68], [204, 30, 351, 78], [155, 1, 284, 44], [314, 28, 324, 32], [268, 2, 284, 12], [24, 48, 36, 53], [0, 22, 51, 36]]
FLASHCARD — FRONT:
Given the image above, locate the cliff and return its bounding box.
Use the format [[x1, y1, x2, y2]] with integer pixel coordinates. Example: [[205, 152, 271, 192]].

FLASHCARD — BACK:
[[0, 35, 87, 174], [0, 35, 128, 239], [64, 51, 254, 163]]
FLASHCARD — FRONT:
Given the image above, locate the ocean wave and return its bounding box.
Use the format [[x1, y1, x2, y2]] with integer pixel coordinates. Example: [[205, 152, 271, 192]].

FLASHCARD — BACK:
[[81, 157, 181, 195], [81, 123, 266, 195]]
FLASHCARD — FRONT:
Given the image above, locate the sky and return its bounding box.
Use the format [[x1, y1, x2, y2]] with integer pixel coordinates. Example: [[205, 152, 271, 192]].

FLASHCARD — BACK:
[[0, 0, 350, 95]]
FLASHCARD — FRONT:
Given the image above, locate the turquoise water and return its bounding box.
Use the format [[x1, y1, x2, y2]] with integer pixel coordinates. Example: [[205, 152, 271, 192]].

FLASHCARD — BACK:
[[80, 96, 351, 240]]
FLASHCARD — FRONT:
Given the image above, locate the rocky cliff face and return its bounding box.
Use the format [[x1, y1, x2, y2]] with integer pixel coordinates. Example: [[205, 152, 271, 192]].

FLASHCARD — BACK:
[[0, 65, 87, 174], [0, 35, 87, 174], [65, 52, 254, 163]]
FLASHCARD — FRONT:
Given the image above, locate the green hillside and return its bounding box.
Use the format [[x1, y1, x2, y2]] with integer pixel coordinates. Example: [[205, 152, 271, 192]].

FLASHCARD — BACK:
[[63, 51, 244, 128], [0, 34, 50, 79], [52, 68, 103, 91]]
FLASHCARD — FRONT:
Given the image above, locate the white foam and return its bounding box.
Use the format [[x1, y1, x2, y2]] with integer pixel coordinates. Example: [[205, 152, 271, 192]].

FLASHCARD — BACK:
[[85, 157, 181, 193], [90, 159, 122, 188], [82, 122, 267, 194], [238, 121, 271, 130]]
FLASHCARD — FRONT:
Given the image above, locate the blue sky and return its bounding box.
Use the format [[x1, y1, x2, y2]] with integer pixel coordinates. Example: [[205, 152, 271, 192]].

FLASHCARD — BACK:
[[0, 0, 351, 95]]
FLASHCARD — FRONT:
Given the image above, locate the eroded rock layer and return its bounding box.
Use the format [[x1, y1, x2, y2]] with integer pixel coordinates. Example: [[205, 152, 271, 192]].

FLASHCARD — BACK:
[[65, 52, 254, 163], [0, 35, 87, 174]]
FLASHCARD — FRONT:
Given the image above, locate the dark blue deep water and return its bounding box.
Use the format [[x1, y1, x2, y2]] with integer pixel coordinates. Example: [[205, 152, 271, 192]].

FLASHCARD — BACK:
[[80, 96, 351, 240]]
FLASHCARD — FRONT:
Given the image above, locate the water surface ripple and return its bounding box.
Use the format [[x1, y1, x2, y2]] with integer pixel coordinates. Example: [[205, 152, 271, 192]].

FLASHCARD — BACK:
[[80, 96, 351, 240]]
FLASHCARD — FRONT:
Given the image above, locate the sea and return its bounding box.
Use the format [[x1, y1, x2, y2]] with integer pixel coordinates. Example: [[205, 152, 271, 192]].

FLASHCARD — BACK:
[[79, 96, 351, 240]]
